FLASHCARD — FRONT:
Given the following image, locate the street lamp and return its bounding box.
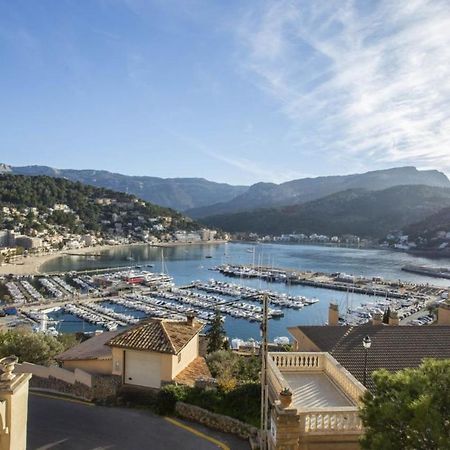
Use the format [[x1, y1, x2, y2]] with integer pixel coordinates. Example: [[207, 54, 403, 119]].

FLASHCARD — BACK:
[[363, 335, 371, 387]]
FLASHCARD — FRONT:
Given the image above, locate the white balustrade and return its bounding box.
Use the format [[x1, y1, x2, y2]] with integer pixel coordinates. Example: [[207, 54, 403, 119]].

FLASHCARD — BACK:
[[302, 408, 363, 434], [270, 352, 323, 371]]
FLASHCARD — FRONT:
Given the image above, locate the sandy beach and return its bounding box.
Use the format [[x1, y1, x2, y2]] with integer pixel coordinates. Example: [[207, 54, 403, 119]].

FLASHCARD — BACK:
[[0, 240, 228, 276]]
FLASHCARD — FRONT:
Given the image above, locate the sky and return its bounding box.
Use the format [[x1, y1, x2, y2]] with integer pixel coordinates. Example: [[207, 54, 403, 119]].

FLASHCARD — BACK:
[[1, 0, 450, 185]]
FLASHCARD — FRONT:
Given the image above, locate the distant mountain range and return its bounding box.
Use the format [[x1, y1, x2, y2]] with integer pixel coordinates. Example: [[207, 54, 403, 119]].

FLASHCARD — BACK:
[[0, 164, 246, 212], [187, 166, 450, 218], [1, 165, 448, 220], [200, 185, 450, 238]]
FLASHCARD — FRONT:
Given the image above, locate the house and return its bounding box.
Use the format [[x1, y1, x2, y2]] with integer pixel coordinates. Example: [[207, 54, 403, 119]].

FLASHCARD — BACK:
[[287, 323, 450, 391], [56, 331, 120, 375], [56, 317, 211, 389], [107, 316, 210, 389], [266, 302, 450, 449]]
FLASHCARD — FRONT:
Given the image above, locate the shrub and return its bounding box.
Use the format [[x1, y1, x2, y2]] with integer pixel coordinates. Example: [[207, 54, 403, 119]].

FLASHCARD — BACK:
[[156, 384, 189, 415]]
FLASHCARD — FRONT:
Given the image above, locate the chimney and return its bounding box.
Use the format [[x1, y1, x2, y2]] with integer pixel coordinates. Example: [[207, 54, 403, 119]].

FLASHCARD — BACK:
[[438, 301, 450, 325], [186, 312, 196, 327], [372, 312, 383, 326], [328, 303, 339, 326], [388, 310, 399, 326]]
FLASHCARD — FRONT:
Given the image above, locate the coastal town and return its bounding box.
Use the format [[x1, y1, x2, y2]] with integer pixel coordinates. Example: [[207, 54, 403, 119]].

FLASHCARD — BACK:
[[1, 1, 450, 449]]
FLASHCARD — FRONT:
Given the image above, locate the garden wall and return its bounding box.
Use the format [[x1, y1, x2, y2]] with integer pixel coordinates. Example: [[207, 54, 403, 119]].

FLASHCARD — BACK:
[[175, 401, 258, 439]]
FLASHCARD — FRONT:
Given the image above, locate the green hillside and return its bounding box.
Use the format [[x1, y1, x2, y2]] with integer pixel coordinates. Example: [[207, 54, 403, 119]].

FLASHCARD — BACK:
[[201, 185, 450, 238], [0, 174, 197, 236]]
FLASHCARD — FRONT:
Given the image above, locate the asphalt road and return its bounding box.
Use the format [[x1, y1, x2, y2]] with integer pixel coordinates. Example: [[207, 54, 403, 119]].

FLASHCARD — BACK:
[[27, 394, 250, 450]]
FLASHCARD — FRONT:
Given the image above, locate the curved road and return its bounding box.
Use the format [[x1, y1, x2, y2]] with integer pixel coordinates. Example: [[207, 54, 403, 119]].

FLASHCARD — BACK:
[[27, 393, 250, 450]]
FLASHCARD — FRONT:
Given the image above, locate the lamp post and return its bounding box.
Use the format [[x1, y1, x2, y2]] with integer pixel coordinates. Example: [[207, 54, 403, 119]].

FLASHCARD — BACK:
[[362, 335, 371, 387]]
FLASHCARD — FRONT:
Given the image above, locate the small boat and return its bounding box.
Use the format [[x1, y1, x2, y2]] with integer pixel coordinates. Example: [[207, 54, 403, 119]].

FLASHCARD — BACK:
[[205, 255, 213, 259], [126, 256, 135, 261]]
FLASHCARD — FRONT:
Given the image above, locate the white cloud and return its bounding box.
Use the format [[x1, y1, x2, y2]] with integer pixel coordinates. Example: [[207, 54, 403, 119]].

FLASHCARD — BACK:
[[236, 0, 450, 173]]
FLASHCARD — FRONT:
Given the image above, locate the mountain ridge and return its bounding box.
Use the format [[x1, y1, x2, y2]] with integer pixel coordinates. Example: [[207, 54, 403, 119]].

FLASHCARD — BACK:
[[187, 166, 450, 218], [200, 185, 450, 238]]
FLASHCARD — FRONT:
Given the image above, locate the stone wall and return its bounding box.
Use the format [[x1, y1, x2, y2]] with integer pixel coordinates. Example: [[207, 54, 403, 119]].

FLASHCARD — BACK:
[[175, 401, 258, 440], [30, 374, 121, 401]]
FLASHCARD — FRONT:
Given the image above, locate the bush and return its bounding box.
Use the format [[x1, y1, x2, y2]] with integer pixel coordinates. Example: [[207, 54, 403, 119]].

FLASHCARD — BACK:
[[157, 382, 261, 427], [156, 384, 189, 415], [206, 350, 260, 384]]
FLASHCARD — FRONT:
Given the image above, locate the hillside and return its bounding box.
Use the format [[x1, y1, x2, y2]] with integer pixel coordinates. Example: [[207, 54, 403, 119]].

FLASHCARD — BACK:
[[2, 165, 247, 212], [0, 174, 197, 238], [201, 185, 450, 238], [405, 207, 450, 239], [187, 167, 450, 218]]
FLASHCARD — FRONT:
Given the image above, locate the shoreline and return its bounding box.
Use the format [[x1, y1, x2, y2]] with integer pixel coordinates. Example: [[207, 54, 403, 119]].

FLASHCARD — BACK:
[[0, 240, 228, 276]]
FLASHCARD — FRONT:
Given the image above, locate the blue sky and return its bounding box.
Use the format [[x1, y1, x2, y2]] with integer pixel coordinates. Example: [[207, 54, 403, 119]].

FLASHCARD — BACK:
[[1, 0, 449, 185]]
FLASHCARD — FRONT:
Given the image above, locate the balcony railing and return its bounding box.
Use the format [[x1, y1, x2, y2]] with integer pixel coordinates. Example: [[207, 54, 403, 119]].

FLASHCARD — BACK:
[[268, 352, 366, 436], [300, 407, 363, 434]]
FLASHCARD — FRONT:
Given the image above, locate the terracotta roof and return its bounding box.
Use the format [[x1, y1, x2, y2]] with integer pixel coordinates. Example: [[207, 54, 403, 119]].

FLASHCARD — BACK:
[[107, 319, 204, 355], [174, 357, 212, 387], [290, 325, 450, 391], [56, 331, 120, 361]]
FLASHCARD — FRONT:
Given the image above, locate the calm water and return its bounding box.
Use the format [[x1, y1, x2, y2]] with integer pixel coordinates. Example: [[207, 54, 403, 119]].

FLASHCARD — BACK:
[[43, 243, 450, 340]]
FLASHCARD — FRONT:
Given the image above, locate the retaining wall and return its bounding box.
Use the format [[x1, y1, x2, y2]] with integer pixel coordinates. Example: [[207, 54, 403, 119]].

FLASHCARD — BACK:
[[175, 401, 258, 440]]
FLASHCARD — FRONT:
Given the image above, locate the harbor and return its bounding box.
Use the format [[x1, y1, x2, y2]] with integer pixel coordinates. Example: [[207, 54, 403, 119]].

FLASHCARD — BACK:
[[2, 242, 448, 339]]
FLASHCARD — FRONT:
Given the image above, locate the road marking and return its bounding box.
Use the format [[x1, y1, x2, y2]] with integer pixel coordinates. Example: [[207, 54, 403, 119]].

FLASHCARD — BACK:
[[165, 417, 230, 450], [30, 391, 94, 407]]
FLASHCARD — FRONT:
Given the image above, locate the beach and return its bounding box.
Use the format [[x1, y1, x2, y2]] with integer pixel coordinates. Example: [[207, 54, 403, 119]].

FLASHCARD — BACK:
[[0, 240, 228, 276]]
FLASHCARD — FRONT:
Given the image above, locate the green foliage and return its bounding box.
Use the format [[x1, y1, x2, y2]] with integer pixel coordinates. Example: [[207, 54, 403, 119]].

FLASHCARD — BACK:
[[360, 359, 450, 450], [207, 350, 261, 384], [156, 382, 261, 426], [0, 174, 198, 235], [206, 310, 227, 353], [382, 307, 390, 324], [156, 384, 189, 415], [202, 185, 450, 238], [0, 329, 64, 366]]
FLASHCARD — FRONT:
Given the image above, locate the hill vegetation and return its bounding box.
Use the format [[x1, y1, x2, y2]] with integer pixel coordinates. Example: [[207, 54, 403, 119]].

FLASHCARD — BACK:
[[4, 164, 247, 212], [188, 166, 450, 218], [0, 174, 197, 237], [201, 185, 450, 238], [3, 164, 449, 217]]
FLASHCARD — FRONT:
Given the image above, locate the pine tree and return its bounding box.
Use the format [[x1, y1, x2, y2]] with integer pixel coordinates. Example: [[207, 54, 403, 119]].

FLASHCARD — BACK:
[[382, 306, 390, 324], [206, 309, 226, 353]]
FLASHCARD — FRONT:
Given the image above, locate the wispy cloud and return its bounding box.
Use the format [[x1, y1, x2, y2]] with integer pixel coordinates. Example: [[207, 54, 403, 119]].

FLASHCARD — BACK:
[[236, 0, 450, 173]]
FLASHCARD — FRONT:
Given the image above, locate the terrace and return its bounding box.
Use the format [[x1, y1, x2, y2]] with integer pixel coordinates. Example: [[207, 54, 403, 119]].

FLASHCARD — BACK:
[[267, 352, 366, 450]]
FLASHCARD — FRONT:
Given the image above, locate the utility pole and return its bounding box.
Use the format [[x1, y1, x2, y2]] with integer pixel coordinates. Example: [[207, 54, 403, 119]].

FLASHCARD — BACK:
[[260, 293, 269, 450]]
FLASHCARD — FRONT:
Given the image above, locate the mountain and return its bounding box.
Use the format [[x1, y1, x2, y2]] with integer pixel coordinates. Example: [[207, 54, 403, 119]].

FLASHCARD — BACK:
[[200, 185, 450, 238], [187, 167, 450, 218], [405, 207, 450, 239], [3, 165, 247, 212], [0, 174, 197, 237]]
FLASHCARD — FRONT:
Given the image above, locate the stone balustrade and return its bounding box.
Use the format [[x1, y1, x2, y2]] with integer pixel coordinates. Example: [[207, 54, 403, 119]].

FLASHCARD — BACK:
[[270, 352, 323, 371], [267, 351, 366, 447], [300, 407, 363, 434], [322, 353, 366, 405]]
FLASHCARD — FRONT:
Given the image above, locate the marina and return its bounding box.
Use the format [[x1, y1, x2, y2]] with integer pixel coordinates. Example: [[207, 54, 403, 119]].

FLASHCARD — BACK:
[[6, 242, 449, 339]]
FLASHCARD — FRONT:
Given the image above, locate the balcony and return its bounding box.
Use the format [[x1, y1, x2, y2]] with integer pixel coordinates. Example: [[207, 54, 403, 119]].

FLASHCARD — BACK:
[[267, 352, 366, 450]]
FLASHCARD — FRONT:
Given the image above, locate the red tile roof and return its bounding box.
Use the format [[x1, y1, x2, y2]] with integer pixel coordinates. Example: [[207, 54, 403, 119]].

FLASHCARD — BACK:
[[174, 357, 212, 387], [107, 319, 204, 355]]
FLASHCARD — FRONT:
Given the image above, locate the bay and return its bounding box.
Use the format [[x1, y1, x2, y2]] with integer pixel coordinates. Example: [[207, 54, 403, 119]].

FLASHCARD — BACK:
[[42, 243, 450, 340]]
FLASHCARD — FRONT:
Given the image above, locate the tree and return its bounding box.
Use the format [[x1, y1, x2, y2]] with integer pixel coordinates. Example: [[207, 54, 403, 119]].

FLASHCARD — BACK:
[[360, 359, 450, 450], [382, 306, 390, 324], [206, 309, 226, 353], [0, 329, 65, 366]]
